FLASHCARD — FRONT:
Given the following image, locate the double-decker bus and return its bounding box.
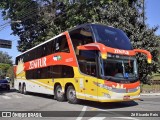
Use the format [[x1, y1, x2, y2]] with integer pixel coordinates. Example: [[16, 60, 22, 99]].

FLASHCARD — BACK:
[[14, 23, 152, 103]]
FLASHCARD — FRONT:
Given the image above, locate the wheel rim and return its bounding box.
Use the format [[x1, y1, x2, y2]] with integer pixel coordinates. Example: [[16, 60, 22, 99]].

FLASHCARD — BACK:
[[68, 89, 76, 100], [19, 86, 21, 92], [24, 86, 26, 93], [57, 87, 63, 98]]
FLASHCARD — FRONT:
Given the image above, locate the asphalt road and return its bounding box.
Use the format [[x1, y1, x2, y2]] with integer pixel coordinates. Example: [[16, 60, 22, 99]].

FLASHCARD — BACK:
[[0, 89, 160, 120]]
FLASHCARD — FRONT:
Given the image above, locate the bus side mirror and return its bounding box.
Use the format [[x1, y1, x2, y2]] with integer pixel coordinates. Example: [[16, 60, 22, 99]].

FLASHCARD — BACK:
[[134, 49, 152, 64]]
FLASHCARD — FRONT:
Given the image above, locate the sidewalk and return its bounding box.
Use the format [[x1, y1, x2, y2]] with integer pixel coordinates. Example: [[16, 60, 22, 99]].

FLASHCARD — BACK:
[[141, 93, 160, 96]]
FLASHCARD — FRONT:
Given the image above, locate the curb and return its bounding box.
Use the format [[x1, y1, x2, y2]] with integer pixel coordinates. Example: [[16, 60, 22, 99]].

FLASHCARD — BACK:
[[140, 93, 160, 96]]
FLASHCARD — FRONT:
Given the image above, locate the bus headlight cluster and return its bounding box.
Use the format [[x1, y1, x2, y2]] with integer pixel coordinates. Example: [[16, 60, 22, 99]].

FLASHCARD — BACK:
[[97, 83, 112, 91], [136, 86, 140, 90], [103, 93, 111, 98]]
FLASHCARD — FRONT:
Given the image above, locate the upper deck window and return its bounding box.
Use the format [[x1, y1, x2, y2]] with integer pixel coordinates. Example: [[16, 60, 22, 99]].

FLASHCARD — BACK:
[[69, 25, 94, 55], [92, 24, 133, 50]]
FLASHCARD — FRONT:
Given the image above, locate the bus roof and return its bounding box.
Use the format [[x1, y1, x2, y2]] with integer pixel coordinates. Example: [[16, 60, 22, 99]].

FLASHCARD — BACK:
[[68, 23, 115, 32]]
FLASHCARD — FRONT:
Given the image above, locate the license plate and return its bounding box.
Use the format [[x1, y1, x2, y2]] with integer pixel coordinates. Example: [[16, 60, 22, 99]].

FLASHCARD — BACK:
[[123, 95, 130, 100]]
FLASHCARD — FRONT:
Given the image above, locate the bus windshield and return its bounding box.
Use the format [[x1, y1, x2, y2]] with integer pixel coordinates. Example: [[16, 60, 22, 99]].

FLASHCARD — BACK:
[[92, 24, 133, 50], [99, 55, 138, 81]]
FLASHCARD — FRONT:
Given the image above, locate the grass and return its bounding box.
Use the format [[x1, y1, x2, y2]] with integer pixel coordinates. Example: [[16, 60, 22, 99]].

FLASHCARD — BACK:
[[141, 73, 160, 93], [151, 73, 160, 80], [141, 84, 160, 93]]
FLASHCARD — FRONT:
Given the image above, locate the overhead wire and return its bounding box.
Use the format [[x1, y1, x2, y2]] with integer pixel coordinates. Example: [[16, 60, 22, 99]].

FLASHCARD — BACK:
[[1, 1, 85, 42], [0, 0, 34, 30]]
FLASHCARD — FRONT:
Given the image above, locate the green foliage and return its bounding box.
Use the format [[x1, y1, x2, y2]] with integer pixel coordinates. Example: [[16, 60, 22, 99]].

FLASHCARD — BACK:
[[0, 51, 12, 64], [0, 51, 12, 78], [0, 0, 49, 51], [0, 0, 159, 83], [0, 63, 11, 78], [6, 66, 14, 84]]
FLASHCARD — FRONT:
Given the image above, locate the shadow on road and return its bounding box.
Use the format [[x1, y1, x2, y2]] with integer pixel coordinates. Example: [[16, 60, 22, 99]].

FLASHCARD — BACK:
[[0, 88, 17, 95], [27, 92, 138, 109], [78, 100, 138, 110], [26, 92, 54, 99], [0, 88, 138, 110]]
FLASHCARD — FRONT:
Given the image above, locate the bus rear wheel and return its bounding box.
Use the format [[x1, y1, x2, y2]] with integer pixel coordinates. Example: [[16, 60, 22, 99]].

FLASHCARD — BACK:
[[23, 84, 27, 95], [66, 86, 79, 104], [55, 85, 66, 102], [18, 84, 22, 93]]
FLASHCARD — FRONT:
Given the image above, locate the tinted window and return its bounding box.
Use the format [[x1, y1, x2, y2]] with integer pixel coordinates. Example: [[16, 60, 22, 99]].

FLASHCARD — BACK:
[[69, 26, 94, 55], [77, 50, 97, 77], [55, 35, 70, 53], [92, 24, 133, 50], [16, 35, 69, 65], [16, 39, 56, 64], [26, 65, 74, 79]]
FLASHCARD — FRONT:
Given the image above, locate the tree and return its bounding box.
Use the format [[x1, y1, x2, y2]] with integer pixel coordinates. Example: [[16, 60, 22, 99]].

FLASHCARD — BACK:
[[52, 0, 159, 82], [0, 0, 159, 83], [0, 51, 12, 64], [0, 51, 12, 78], [6, 66, 14, 86], [0, 63, 11, 79], [0, 0, 49, 51]]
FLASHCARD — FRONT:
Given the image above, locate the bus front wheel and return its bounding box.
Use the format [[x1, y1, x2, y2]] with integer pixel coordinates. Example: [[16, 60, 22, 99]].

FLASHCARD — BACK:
[[55, 85, 66, 102], [66, 86, 79, 104]]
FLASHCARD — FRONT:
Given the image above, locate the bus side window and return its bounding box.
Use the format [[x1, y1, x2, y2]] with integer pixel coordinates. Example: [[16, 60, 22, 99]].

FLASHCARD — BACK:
[[15, 56, 20, 65], [36, 46, 43, 59], [62, 66, 74, 78], [55, 35, 70, 53], [46, 40, 56, 55], [69, 26, 94, 55], [77, 50, 97, 77]]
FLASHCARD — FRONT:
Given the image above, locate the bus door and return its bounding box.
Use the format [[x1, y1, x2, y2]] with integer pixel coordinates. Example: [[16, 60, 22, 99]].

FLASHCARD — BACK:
[[77, 50, 98, 100], [84, 62, 98, 101]]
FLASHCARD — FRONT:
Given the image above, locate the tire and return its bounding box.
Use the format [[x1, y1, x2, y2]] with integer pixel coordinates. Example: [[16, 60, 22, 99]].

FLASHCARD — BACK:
[[66, 86, 79, 104], [54, 85, 66, 102], [21, 84, 24, 94], [7, 86, 10, 90], [23, 84, 27, 95], [18, 84, 22, 93]]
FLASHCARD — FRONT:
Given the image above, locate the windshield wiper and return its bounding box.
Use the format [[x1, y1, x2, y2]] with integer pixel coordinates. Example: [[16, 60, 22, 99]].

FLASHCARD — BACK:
[[102, 76, 111, 80], [122, 61, 125, 78]]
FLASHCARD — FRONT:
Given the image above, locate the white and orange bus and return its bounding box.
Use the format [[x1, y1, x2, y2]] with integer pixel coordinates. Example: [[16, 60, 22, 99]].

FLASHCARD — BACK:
[[14, 23, 152, 103]]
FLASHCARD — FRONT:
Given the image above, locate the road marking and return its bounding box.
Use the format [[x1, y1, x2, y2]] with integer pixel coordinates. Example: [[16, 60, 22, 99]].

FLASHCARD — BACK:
[[13, 93, 32, 97], [1, 96, 11, 99], [23, 95, 32, 97], [91, 108, 97, 111], [88, 114, 106, 120], [76, 106, 87, 120]]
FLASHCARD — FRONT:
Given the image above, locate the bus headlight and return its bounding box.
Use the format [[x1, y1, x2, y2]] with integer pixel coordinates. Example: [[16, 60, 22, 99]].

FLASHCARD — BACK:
[[97, 83, 112, 91], [103, 93, 111, 98], [136, 86, 140, 90], [107, 86, 112, 91]]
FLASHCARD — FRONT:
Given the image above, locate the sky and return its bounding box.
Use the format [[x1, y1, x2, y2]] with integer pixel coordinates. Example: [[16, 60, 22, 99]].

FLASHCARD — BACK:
[[0, 0, 160, 64]]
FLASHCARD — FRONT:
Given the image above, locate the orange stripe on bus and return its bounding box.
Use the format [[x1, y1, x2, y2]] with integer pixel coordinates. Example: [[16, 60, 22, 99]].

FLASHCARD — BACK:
[[24, 52, 77, 71], [104, 80, 140, 89]]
